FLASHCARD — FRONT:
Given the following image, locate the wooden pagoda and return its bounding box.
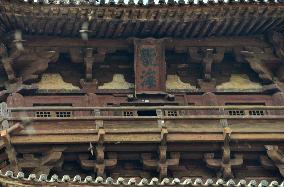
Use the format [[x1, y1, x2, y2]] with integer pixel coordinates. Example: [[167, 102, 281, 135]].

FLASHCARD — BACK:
[[0, 0, 284, 186]]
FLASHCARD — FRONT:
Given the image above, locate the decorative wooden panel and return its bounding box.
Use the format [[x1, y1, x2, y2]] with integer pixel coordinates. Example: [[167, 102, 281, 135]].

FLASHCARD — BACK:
[[134, 38, 166, 94]]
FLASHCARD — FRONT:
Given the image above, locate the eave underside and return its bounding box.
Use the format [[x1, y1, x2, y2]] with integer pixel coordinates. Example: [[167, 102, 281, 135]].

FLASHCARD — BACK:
[[0, 1, 283, 41]]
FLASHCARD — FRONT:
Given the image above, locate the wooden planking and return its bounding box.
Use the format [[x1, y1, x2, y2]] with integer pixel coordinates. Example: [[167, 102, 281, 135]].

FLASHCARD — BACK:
[[20, 35, 269, 51]]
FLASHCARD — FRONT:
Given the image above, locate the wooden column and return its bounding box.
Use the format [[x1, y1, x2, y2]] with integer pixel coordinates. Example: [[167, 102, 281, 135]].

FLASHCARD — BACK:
[[84, 48, 95, 82], [133, 38, 168, 95]]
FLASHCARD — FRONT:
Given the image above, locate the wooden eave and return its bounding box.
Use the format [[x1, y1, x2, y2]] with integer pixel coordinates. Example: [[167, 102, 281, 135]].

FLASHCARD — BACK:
[[0, 1, 283, 40]]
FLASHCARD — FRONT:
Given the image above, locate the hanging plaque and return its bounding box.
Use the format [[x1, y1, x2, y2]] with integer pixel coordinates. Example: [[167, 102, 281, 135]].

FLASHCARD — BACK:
[[134, 38, 166, 94]]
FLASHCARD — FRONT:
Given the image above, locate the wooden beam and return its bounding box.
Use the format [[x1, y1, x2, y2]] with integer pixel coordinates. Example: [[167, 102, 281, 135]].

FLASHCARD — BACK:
[[9, 132, 284, 144], [22, 36, 269, 49]]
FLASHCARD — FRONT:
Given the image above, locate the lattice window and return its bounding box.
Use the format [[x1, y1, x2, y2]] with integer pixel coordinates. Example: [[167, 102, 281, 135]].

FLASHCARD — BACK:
[[123, 111, 135, 116], [55, 111, 72, 118], [35, 111, 51, 118], [165, 110, 179, 116], [228, 110, 245, 116], [0, 102, 10, 118], [249, 110, 265, 116], [35, 111, 72, 118]]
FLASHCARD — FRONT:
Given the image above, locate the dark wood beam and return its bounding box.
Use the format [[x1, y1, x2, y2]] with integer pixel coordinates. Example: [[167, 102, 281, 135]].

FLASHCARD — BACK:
[[21, 36, 269, 50]]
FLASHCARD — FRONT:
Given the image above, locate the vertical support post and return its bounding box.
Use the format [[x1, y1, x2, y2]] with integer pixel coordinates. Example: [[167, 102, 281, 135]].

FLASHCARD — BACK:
[[94, 109, 106, 177], [84, 48, 94, 82], [0, 102, 10, 130], [221, 127, 232, 179], [157, 109, 168, 179]]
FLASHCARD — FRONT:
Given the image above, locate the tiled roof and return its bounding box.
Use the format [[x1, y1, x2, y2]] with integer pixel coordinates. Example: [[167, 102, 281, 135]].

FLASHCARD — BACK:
[[0, 1, 284, 40], [0, 170, 283, 186], [19, 0, 284, 6]]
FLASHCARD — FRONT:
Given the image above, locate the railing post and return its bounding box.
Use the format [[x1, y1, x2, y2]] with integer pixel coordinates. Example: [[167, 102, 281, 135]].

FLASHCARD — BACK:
[[219, 107, 228, 128], [93, 109, 107, 177], [94, 109, 103, 129], [0, 102, 11, 130]]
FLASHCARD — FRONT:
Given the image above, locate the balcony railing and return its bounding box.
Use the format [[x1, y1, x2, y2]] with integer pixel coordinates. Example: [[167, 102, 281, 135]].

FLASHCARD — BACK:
[[3, 105, 284, 121]]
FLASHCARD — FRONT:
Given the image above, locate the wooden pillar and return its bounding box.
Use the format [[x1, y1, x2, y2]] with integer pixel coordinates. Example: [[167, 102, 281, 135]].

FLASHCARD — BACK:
[[84, 48, 94, 82]]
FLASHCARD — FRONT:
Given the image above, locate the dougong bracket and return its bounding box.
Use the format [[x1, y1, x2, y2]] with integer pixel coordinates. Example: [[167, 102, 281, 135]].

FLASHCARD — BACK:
[[0, 123, 24, 173], [188, 47, 225, 82], [204, 127, 243, 179], [265, 145, 284, 177], [269, 31, 284, 60], [239, 50, 274, 83]]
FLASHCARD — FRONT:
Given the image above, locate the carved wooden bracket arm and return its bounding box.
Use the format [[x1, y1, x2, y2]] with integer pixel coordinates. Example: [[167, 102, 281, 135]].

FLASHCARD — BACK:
[[0, 44, 19, 83], [141, 148, 180, 179], [79, 110, 116, 177], [204, 127, 243, 179], [265, 145, 284, 177], [18, 146, 66, 175], [269, 32, 284, 60], [239, 50, 274, 83], [0, 123, 24, 173], [188, 47, 225, 82]]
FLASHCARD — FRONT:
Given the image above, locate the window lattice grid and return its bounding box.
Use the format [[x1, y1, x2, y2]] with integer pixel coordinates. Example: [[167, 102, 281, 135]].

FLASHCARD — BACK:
[[123, 111, 135, 116], [228, 110, 245, 116], [249, 110, 265, 116], [55, 111, 72, 118], [35, 111, 51, 118], [165, 110, 179, 116]]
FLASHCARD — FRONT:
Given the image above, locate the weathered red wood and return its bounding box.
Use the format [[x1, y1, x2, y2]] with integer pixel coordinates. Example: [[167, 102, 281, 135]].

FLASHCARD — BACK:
[[133, 38, 167, 94]]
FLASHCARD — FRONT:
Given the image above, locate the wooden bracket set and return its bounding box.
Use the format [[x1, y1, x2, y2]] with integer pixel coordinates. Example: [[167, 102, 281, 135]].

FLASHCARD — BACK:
[[204, 127, 243, 179], [79, 109, 117, 177], [141, 110, 180, 179], [263, 145, 284, 177], [0, 123, 24, 173]]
